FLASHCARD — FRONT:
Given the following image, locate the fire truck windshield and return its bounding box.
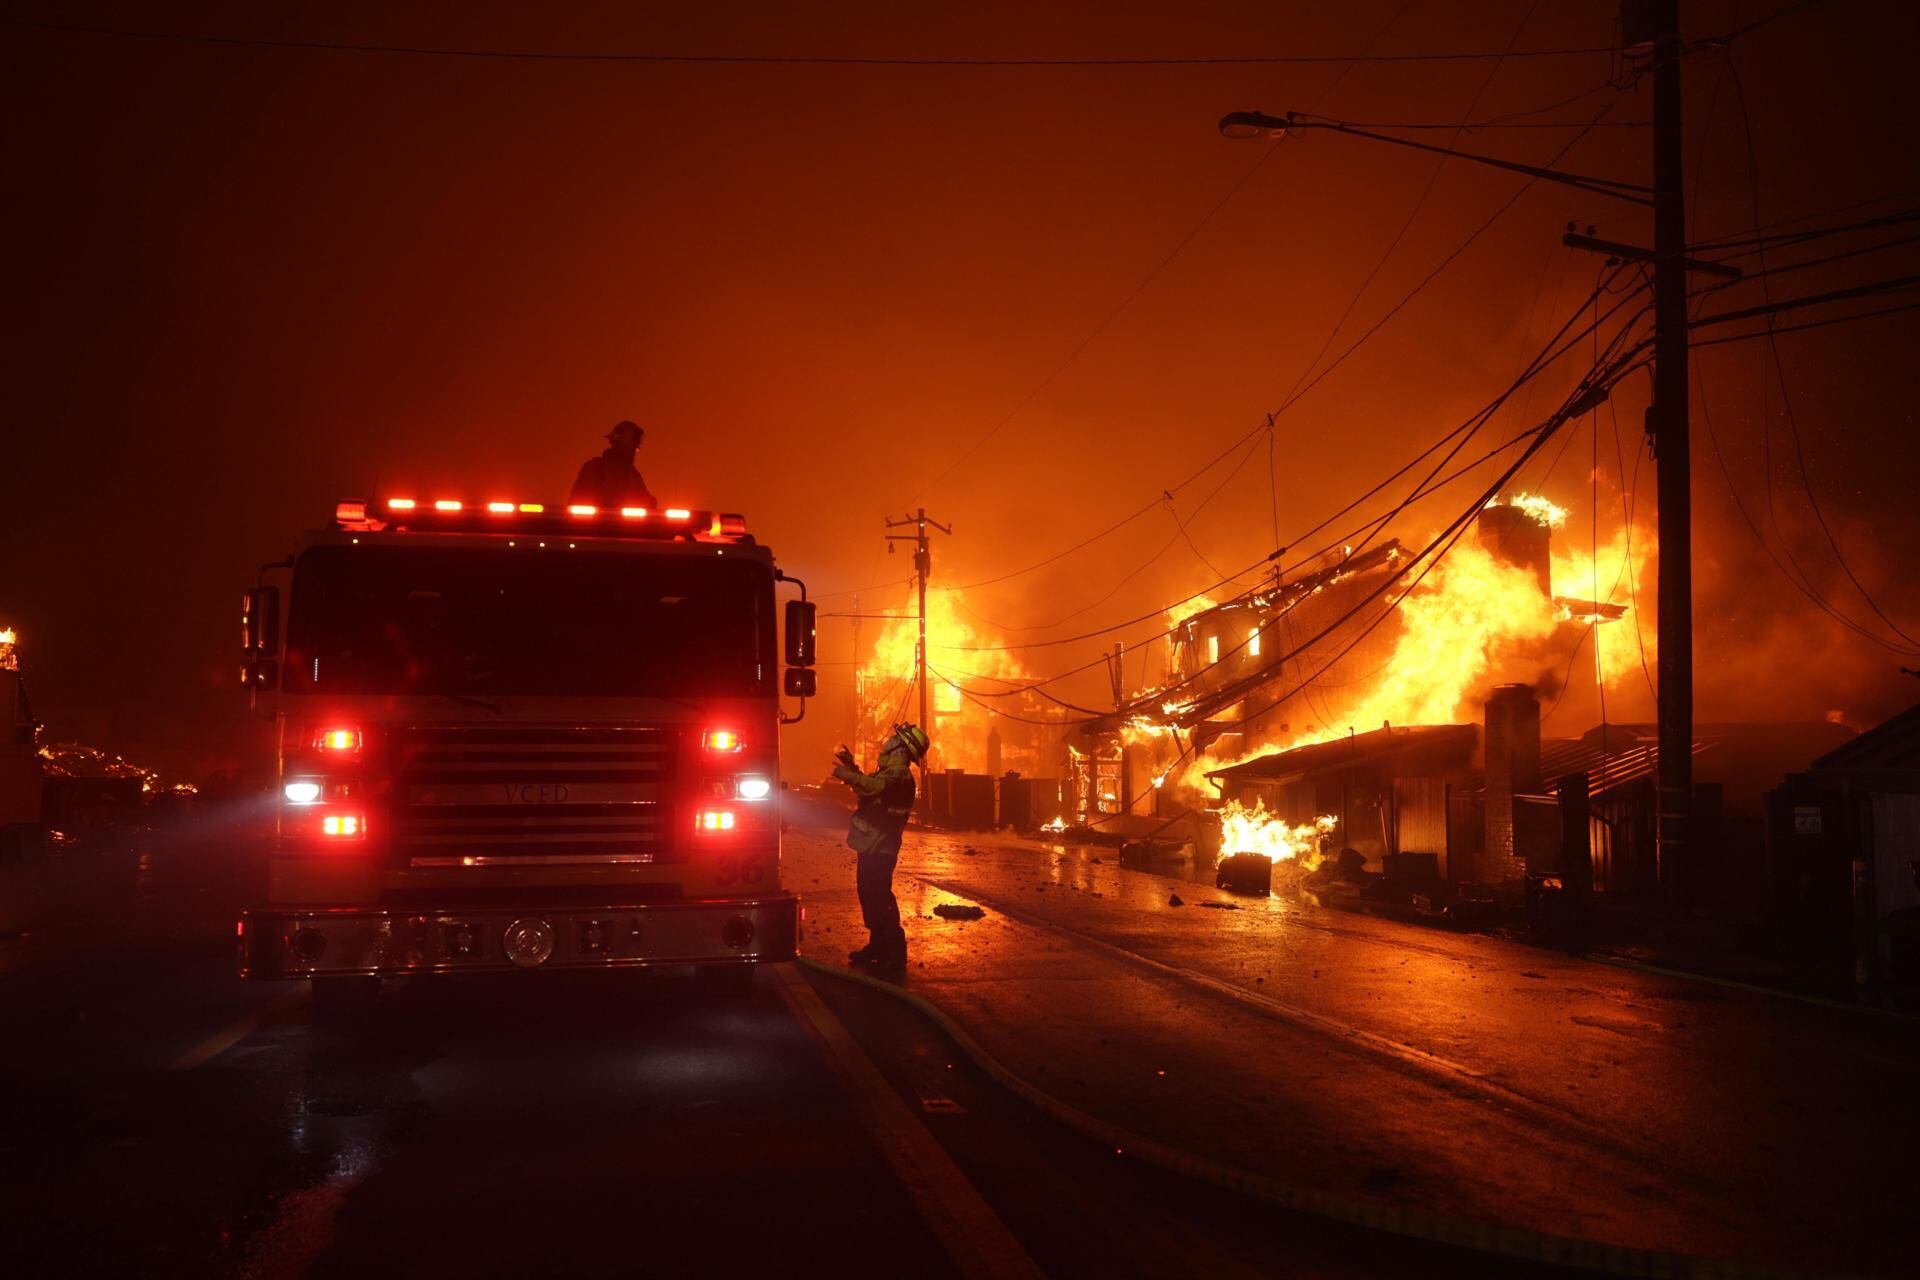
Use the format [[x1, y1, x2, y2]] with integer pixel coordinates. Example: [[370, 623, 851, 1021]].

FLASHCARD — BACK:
[[282, 545, 773, 698]]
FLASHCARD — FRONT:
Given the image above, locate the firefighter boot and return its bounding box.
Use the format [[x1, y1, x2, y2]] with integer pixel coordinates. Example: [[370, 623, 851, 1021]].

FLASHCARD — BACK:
[[849, 943, 882, 968], [871, 940, 907, 976]]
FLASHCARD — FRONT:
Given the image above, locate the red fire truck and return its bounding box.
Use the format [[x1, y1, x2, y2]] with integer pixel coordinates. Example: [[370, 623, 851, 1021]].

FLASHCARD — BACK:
[[235, 495, 815, 998]]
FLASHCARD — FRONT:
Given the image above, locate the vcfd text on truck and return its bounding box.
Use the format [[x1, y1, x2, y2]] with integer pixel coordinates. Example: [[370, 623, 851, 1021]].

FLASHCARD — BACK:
[[235, 495, 817, 1001]]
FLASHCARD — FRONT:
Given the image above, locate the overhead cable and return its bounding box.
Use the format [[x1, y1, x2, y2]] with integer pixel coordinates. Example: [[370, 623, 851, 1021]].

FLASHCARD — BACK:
[[909, 0, 1420, 505], [3, 17, 1627, 66]]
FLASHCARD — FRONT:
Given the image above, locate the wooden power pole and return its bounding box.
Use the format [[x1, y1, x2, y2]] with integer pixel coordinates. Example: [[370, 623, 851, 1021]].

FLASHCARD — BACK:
[[885, 508, 952, 760], [1645, 0, 1694, 908], [1567, 2, 1734, 909]]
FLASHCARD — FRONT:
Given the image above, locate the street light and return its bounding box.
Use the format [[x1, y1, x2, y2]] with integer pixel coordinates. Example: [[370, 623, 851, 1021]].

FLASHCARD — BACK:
[[1216, 110, 1654, 206]]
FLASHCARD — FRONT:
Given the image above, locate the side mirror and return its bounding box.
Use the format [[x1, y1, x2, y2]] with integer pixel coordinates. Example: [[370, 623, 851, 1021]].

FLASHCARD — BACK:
[[242, 586, 280, 655], [784, 668, 817, 699], [783, 599, 816, 668]]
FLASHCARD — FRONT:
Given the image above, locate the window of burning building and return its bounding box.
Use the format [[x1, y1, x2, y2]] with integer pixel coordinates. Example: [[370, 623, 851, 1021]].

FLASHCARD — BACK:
[[1069, 744, 1127, 822]]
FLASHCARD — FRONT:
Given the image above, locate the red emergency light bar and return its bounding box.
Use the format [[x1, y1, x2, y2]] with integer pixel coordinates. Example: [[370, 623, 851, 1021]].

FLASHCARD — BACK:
[[333, 498, 750, 543]]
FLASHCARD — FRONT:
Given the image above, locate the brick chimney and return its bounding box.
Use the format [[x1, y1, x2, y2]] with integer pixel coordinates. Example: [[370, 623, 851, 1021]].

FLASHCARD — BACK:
[[1483, 683, 1542, 884]]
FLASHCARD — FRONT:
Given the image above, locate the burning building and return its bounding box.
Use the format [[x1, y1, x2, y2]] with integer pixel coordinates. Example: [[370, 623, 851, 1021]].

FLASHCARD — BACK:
[[1064, 540, 1410, 832], [1065, 492, 1652, 838], [1206, 673, 1856, 923], [854, 589, 1054, 776]]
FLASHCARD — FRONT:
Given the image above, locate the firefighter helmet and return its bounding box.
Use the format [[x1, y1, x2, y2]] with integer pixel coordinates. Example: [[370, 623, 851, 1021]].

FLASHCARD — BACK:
[[885, 722, 930, 764]]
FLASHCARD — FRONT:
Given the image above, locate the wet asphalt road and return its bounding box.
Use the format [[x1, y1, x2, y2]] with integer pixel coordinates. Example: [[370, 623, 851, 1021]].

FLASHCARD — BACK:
[[0, 819, 1569, 1280]]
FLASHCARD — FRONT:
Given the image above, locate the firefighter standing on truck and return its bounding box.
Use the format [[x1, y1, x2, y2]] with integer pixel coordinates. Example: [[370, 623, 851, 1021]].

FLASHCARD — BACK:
[[832, 723, 928, 974], [570, 419, 658, 510]]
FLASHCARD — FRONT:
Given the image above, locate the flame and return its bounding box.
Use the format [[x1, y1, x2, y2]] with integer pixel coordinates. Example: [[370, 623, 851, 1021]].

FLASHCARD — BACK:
[[859, 590, 1033, 772], [1175, 509, 1656, 796], [1339, 539, 1557, 728], [1550, 520, 1656, 689], [1165, 593, 1219, 630], [1218, 799, 1337, 867]]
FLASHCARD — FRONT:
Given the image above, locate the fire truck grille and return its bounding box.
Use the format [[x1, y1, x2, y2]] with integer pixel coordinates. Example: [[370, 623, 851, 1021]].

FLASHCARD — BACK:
[[391, 725, 677, 864]]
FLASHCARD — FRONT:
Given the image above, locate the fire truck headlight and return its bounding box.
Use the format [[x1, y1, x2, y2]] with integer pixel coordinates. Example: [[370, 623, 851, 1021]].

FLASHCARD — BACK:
[[283, 781, 321, 805], [735, 777, 772, 800]]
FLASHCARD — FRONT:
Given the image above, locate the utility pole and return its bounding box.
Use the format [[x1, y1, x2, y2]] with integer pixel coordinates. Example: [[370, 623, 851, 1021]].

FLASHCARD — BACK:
[[851, 594, 863, 763], [1643, 0, 1694, 909], [885, 508, 952, 761], [1226, 0, 1699, 910], [1568, 1, 1694, 909]]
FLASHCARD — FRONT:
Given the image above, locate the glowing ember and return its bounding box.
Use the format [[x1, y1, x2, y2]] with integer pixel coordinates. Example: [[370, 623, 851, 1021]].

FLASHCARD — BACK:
[[1041, 816, 1068, 832], [1217, 799, 1337, 867]]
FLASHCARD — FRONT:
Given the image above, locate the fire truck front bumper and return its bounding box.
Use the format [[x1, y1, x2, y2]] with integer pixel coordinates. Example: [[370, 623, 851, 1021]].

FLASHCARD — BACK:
[[238, 894, 800, 979]]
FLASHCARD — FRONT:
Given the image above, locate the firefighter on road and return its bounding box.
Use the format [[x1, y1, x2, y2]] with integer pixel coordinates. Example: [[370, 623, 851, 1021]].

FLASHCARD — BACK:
[[570, 420, 659, 510], [832, 723, 928, 974]]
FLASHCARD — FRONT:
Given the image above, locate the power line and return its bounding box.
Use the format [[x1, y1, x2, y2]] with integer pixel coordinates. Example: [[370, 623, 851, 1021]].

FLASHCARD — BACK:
[[1692, 231, 1920, 298], [10, 3, 1823, 68], [1270, 102, 1626, 420], [1294, 116, 1649, 130], [909, 0, 1420, 503], [942, 268, 1651, 666], [1694, 355, 1920, 655], [1277, 0, 1556, 433], [938, 101, 1626, 602], [814, 576, 916, 601], [1714, 0, 1837, 45], [1687, 297, 1920, 346], [1724, 57, 1920, 650], [1692, 206, 1920, 258], [906, 143, 1280, 501], [990, 434, 1268, 635], [952, 337, 1644, 724], [1539, 624, 1598, 724], [918, 13, 1625, 606], [1167, 344, 1642, 728], [1606, 380, 1658, 704], [1223, 370, 1616, 740], [1686, 273, 1920, 335], [916, 105, 1626, 618], [939, 410, 1564, 696], [938, 344, 1655, 741], [3, 18, 1627, 66], [1292, 61, 1644, 132]]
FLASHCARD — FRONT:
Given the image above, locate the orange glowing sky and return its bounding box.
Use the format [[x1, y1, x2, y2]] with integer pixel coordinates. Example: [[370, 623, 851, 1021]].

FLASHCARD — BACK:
[[4, 1, 1917, 776]]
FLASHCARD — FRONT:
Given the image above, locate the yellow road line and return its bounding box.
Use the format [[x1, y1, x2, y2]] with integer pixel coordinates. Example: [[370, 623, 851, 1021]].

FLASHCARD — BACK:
[[770, 963, 1047, 1280], [170, 986, 309, 1071]]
